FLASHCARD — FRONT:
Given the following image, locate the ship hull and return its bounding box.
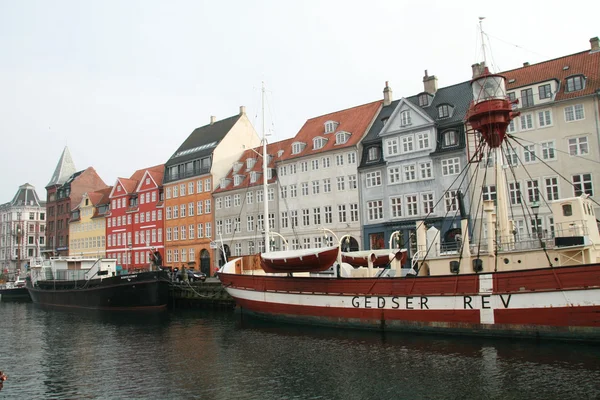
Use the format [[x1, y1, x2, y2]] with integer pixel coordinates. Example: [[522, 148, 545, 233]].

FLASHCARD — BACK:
[[27, 271, 170, 310], [0, 287, 31, 302], [220, 263, 600, 341]]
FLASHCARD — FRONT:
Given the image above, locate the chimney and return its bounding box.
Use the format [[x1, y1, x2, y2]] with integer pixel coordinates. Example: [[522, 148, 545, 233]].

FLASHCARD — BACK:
[[383, 81, 392, 106], [523, 62, 530, 67], [423, 70, 438, 94], [210, 116, 216, 125], [591, 37, 600, 52], [239, 105, 246, 115], [471, 62, 486, 79]]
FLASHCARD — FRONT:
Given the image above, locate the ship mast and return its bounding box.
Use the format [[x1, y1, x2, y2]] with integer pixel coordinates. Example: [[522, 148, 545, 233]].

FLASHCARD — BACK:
[[262, 81, 270, 253]]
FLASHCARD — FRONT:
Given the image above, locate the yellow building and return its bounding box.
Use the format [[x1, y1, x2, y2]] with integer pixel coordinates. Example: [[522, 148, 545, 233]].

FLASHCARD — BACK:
[[69, 188, 112, 257]]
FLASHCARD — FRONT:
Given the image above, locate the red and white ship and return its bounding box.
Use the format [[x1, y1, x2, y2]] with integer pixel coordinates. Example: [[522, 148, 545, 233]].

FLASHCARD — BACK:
[[218, 69, 600, 342]]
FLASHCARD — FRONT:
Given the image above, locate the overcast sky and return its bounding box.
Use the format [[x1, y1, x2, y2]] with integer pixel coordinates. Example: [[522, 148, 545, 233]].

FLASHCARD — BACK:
[[0, 0, 597, 203]]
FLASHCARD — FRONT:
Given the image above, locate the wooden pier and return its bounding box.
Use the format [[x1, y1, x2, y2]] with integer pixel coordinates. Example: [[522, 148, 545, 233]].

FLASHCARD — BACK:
[[169, 278, 235, 309]]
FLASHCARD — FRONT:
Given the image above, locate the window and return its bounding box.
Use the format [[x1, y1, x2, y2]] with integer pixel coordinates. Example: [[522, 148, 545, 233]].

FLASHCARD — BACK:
[[322, 157, 330, 168], [565, 104, 584, 122], [312, 180, 320, 194], [441, 158, 460, 176], [166, 207, 172, 219], [348, 175, 357, 189], [338, 205, 347, 223], [173, 226, 179, 240], [569, 136, 589, 156], [421, 193, 434, 215], [290, 184, 297, 197], [234, 194, 241, 207], [385, 138, 399, 156], [166, 188, 172, 199], [506, 119, 516, 134], [367, 200, 384, 221], [197, 200, 203, 214], [418, 93, 429, 107], [538, 110, 552, 127], [367, 147, 380, 162], [311, 159, 319, 170], [443, 130, 458, 147], [291, 210, 298, 227], [521, 88, 534, 107], [205, 222, 211, 238], [437, 104, 450, 118], [173, 206, 179, 218], [224, 196, 231, 208], [301, 182, 309, 196], [189, 225, 194, 239], [520, 113, 534, 130], [335, 131, 350, 144], [417, 131, 430, 150], [401, 135, 414, 153], [180, 184, 186, 196], [336, 177, 345, 191], [403, 164, 416, 181], [335, 154, 344, 166], [197, 180, 203, 193], [350, 204, 358, 222], [419, 162, 432, 179], [545, 177, 559, 201], [205, 199, 211, 213], [541, 141, 556, 160], [292, 142, 304, 154], [247, 216, 254, 231], [234, 175, 243, 186], [400, 110, 411, 126], [281, 211, 289, 228], [322, 179, 331, 193], [509, 182, 522, 205], [366, 171, 382, 187], [505, 147, 519, 166], [197, 223, 203, 238], [246, 191, 254, 204], [301, 161, 308, 172], [388, 166, 401, 184], [279, 165, 287, 176], [406, 195, 418, 216], [180, 204, 186, 218], [342, 153, 353, 166], [257, 189, 264, 202], [324, 121, 337, 133], [573, 174, 593, 196], [566, 76, 584, 92], [526, 180, 540, 203], [205, 179, 211, 192], [324, 206, 332, 224], [523, 145, 536, 163], [312, 208, 321, 225], [539, 84, 552, 99], [313, 137, 326, 149], [444, 191, 458, 212], [482, 185, 496, 201], [390, 197, 402, 218]]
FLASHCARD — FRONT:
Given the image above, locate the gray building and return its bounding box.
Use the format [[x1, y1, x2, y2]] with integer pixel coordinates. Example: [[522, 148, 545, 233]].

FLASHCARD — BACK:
[[358, 74, 473, 259]]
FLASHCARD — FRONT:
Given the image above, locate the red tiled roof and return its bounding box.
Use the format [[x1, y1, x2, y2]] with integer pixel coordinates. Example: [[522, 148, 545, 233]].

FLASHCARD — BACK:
[[129, 164, 163, 181], [111, 165, 165, 197], [280, 100, 382, 161], [503, 49, 600, 101], [147, 168, 165, 186], [214, 138, 295, 194]]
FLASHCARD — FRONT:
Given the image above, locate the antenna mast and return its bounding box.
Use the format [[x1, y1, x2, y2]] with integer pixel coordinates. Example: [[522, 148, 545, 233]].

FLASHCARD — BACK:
[[262, 82, 270, 253], [479, 17, 487, 65]]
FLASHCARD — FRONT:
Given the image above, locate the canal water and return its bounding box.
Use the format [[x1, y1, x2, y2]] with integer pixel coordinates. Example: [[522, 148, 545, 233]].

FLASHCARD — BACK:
[[0, 302, 599, 400]]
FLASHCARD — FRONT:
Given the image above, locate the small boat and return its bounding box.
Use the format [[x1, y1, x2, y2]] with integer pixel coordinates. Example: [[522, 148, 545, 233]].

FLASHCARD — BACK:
[[26, 256, 170, 310], [260, 246, 339, 273], [341, 249, 407, 268], [0, 276, 31, 302]]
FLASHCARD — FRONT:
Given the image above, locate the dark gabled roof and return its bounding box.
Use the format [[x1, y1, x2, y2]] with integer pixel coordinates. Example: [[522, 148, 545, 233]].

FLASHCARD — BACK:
[[406, 80, 473, 127], [166, 114, 242, 167], [361, 100, 400, 144], [10, 183, 43, 207]]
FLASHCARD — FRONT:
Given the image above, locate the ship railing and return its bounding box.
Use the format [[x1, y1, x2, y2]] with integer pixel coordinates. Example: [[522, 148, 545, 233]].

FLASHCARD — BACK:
[[554, 221, 589, 238], [53, 269, 89, 281], [494, 233, 555, 252]]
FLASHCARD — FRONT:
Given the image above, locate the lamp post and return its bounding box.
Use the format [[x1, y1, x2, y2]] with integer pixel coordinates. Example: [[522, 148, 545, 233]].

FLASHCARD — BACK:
[[531, 201, 540, 239]]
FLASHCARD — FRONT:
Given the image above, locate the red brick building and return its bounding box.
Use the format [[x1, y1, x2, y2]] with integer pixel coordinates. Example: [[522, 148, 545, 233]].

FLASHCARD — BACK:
[[105, 165, 165, 271]]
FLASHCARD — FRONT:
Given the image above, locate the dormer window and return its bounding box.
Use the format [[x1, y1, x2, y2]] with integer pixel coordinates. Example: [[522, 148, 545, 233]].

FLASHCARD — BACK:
[[367, 147, 380, 162], [566, 75, 585, 92], [335, 131, 350, 145], [381, 117, 389, 126], [442, 130, 459, 148], [234, 175, 243, 186], [250, 171, 258, 183], [324, 120, 338, 134], [220, 178, 230, 188], [292, 142, 306, 154], [233, 162, 243, 173], [437, 104, 452, 118], [400, 110, 411, 126], [267, 168, 273, 180], [418, 93, 429, 107], [277, 149, 284, 157], [313, 137, 327, 150], [246, 158, 256, 170]]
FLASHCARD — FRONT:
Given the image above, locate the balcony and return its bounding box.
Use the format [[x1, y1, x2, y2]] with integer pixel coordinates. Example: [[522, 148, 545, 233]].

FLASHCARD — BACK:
[[164, 166, 211, 183]]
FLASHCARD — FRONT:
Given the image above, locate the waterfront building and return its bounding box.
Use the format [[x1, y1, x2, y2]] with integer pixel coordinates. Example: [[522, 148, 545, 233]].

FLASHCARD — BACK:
[[276, 101, 382, 250], [213, 139, 293, 260], [105, 165, 165, 271], [45, 147, 107, 257], [358, 76, 473, 257], [69, 187, 112, 258], [0, 183, 46, 279], [163, 107, 260, 275], [469, 37, 600, 242]]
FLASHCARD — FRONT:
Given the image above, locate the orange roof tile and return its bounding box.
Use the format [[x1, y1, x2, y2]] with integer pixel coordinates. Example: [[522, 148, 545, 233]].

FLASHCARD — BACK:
[[280, 100, 382, 162], [214, 138, 295, 194], [503, 49, 600, 101]]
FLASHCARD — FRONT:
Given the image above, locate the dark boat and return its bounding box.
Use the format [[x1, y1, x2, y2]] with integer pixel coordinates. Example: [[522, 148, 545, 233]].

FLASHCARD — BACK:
[[26, 257, 170, 310], [0, 277, 31, 302]]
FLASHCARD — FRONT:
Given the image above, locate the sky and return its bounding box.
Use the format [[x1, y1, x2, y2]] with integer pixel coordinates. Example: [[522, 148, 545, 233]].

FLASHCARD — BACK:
[[0, 0, 597, 203]]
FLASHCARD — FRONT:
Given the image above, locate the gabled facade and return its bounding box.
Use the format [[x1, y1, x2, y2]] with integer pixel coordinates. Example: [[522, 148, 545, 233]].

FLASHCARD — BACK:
[[69, 187, 111, 258], [470, 37, 600, 241], [276, 101, 382, 250], [45, 147, 107, 257], [359, 76, 473, 257], [0, 183, 46, 279], [163, 107, 260, 275], [105, 165, 164, 271], [213, 139, 293, 260]]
